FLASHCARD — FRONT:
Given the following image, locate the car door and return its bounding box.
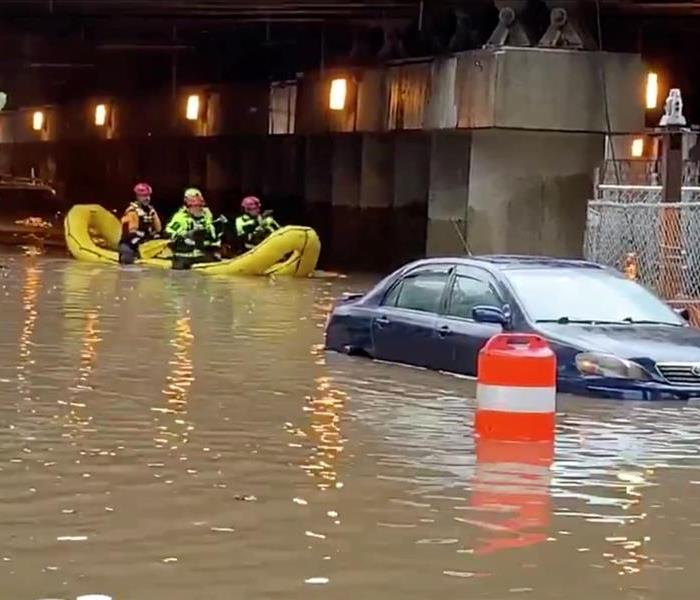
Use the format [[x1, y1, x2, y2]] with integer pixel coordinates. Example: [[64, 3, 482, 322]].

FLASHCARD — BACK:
[[371, 265, 452, 370], [433, 267, 506, 376]]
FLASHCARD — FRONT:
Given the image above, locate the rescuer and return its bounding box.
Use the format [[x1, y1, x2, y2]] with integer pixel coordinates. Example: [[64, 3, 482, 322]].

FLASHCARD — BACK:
[[235, 195, 280, 252], [119, 182, 163, 265], [165, 188, 220, 269]]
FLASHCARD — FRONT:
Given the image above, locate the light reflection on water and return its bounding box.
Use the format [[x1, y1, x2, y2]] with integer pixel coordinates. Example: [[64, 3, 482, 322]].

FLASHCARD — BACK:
[[17, 261, 40, 400], [157, 314, 194, 451], [0, 255, 698, 599]]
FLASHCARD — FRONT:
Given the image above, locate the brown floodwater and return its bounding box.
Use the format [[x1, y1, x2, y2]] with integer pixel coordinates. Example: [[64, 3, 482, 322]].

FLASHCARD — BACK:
[[1, 251, 700, 600]]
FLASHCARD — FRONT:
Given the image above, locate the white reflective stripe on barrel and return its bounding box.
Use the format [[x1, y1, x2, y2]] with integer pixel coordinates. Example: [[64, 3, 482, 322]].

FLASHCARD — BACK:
[[476, 383, 555, 413]]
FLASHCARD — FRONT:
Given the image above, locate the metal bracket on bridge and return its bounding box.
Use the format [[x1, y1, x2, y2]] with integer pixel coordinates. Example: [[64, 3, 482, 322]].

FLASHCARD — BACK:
[[485, 1, 531, 48], [538, 2, 594, 50], [378, 25, 408, 60]]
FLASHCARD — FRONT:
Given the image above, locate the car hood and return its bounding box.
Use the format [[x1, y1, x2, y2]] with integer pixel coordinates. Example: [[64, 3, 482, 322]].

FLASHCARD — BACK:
[[536, 323, 700, 363]]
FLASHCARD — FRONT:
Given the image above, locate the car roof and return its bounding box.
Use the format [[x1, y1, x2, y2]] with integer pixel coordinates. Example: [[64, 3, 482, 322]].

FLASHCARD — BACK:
[[410, 255, 606, 273]]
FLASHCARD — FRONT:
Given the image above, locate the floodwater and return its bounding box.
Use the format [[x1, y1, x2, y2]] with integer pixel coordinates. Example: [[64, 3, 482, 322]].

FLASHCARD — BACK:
[[1, 251, 700, 600]]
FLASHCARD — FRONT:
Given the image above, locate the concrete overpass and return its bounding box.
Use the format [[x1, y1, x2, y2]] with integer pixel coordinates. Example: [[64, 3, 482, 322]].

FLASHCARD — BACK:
[[0, 0, 695, 268], [0, 1, 694, 103]]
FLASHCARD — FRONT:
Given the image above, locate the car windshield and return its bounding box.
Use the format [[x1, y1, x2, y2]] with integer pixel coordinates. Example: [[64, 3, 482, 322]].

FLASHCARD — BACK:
[[504, 267, 684, 325]]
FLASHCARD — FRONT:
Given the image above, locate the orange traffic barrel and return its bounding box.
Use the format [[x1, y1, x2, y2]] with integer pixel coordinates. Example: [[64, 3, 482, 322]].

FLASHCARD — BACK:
[[475, 334, 556, 442], [468, 438, 553, 555]]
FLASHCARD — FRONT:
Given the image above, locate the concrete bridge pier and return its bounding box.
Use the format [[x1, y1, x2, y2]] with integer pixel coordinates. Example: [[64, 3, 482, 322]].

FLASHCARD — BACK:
[[426, 131, 471, 256], [464, 129, 603, 256], [421, 47, 642, 258]]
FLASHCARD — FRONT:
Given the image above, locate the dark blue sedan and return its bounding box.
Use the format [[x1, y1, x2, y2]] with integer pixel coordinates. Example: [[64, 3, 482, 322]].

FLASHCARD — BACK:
[[324, 256, 700, 400]]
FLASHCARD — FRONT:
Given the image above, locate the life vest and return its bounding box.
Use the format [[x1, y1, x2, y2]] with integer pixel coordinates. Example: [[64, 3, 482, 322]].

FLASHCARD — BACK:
[[235, 213, 278, 249], [166, 207, 218, 257], [122, 201, 158, 239]]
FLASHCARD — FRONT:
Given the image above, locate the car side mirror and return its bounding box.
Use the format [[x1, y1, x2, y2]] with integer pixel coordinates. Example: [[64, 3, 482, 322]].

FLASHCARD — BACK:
[[674, 307, 691, 322], [472, 305, 509, 326]]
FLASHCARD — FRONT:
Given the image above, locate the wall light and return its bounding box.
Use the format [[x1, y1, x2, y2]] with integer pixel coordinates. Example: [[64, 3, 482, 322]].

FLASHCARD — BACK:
[[32, 110, 45, 131], [186, 94, 200, 121], [95, 103, 108, 127], [329, 78, 347, 111], [646, 72, 658, 110], [631, 137, 644, 158]]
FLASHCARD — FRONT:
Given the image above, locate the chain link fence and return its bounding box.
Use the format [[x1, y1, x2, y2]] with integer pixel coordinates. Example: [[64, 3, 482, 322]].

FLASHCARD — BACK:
[[586, 162, 700, 323], [585, 201, 700, 302]]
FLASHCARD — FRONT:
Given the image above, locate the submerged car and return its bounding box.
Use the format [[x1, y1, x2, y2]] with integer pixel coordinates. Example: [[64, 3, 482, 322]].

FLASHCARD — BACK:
[[325, 256, 700, 400], [0, 176, 63, 248]]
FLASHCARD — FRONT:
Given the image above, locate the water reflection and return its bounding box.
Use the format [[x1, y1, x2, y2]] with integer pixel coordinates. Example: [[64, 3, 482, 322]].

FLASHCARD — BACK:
[[301, 372, 347, 491], [63, 309, 101, 437], [16, 260, 40, 399], [76, 311, 101, 392], [2, 261, 700, 598], [61, 265, 104, 440], [466, 439, 553, 555], [157, 313, 194, 451]]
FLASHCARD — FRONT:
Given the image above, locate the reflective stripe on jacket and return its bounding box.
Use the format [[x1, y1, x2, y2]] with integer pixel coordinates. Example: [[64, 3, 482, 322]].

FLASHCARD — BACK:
[[165, 207, 218, 257], [235, 213, 279, 248]]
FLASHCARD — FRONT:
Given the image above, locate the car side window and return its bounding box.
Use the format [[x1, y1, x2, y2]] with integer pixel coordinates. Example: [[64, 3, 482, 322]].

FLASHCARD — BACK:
[[447, 276, 501, 320], [383, 269, 450, 314], [383, 281, 404, 307]]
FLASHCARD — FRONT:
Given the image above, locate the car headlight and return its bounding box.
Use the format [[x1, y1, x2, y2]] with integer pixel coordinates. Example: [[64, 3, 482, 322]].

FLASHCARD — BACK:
[[575, 352, 650, 380]]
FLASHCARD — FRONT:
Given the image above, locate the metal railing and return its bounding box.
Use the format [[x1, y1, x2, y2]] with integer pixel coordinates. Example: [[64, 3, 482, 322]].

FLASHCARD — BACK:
[[597, 160, 700, 187], [595, 184, 700, 203]]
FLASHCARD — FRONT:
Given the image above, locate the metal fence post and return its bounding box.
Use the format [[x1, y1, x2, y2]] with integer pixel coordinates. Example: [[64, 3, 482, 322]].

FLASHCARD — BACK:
[[659, 89, 688, 299]]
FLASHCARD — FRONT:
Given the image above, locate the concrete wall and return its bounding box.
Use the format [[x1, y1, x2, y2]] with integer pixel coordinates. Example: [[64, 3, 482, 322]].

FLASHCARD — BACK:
[[294, 48, 645, 135], [467, 130, 604, 257], [0, 132, 429, 270], [310, 130, 432, 271], [489, 49, 643, 133], [426, 132, 471, 256], [0, 46, 645, 269], [0, 126, 607, 266]]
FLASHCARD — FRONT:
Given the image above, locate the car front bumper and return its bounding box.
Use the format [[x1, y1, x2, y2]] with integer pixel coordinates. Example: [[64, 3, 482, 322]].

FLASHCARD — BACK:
[[558, 376, 700, 401]]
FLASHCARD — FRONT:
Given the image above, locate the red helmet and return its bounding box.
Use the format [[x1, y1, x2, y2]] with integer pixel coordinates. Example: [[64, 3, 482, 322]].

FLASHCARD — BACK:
[[133, 182, 152, 196], [241, 196, 261, 214]]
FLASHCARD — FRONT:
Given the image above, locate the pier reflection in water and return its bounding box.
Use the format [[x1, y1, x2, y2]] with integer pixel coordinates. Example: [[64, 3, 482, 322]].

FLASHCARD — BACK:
[[0, 253, 699, 599]]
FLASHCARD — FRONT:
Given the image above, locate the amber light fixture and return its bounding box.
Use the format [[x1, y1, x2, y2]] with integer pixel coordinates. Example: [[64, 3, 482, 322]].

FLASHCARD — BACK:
[[646, 72, 658, 110], [329, 78, 347, 111], [32, 111, 45, 131], [186, 94, 201, 121], [95, 103, 108, 126], [631, 137, 644, 158]]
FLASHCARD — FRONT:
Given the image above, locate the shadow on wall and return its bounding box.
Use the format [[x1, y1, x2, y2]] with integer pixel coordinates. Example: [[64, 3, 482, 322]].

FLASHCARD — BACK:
[[323, 205, 427, 273]]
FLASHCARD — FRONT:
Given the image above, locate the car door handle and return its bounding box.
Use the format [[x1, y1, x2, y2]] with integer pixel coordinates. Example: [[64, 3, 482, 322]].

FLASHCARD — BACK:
[[437, 325, 451, 337], [375, 316, 390, 327]]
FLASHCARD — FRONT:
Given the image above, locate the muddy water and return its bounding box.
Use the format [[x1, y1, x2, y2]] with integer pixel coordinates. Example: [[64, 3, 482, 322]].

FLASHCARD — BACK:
[[1, 253, 700, 599]]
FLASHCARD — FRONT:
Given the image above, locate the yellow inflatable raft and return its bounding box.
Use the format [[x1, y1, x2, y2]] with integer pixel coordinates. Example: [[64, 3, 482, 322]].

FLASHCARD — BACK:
[[64, 204, 321, 276]]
